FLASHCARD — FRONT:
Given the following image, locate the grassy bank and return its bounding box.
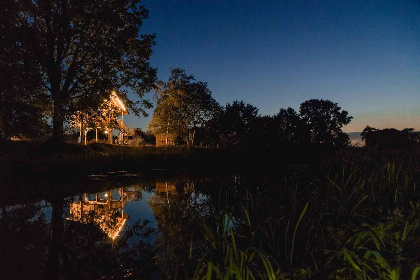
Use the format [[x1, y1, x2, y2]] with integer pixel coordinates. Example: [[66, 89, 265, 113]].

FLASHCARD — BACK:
[[0, 140, 327, 180], [1, 140, 419, 201], [148, 148, 420, 279]]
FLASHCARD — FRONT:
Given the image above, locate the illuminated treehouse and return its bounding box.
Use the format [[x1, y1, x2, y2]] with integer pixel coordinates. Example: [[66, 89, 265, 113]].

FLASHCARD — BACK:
[[70, 91, 133, 144]]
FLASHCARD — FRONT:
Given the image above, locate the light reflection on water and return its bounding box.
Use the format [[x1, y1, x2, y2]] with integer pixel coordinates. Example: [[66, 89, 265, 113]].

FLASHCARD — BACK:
[[29, 180, 203, 245], [0, 176, 229, 279]]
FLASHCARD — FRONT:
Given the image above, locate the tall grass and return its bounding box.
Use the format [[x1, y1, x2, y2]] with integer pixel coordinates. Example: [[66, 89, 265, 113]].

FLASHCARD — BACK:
[[186, 160, 419, 280]]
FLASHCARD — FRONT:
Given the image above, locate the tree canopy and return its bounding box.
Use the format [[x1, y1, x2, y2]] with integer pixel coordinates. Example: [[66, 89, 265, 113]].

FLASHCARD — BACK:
[[215, 101, 259, 146], [149, 68, 220, 148], [3, 0, 156, 142], [272, 107, 309, 144], [361, 126, 419, 148], [299, 99, 352, 146], [0, 5, 49, 140]]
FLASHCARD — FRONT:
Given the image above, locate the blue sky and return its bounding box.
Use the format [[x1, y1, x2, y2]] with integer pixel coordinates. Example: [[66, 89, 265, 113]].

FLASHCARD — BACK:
[[124, 0, 420, 132]]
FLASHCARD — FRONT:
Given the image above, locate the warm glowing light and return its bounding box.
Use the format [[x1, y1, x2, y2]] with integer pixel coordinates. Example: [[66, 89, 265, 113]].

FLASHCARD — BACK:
[[111, 92, 127, 112], [110, 218, 128, 241], [104, 193, 109, 197]]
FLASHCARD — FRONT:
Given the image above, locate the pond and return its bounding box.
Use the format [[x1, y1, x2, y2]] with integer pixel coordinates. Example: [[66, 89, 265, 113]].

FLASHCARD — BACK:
[[1, 174, 276, 279], [1, 165, 418, 279]]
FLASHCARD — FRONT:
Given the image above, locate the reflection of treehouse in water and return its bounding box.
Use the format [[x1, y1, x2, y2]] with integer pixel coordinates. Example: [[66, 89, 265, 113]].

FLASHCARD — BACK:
[[155, 181, 195, 196], [68, 187, 142, 240]]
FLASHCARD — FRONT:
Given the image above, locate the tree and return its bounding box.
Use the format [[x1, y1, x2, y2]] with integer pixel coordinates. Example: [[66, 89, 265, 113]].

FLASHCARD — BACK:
[[361, 125, 378, 146], [361, 126, 419, 148], [0, 74, 49, 140], [272, 107, 309, 144], [149, 68, 219, 148], [0, 5, 49, 140], [401, 128, 420, 145], [299, 99, 352, 147], [3, 0, 156, 143], [216, 101, 259, 146]]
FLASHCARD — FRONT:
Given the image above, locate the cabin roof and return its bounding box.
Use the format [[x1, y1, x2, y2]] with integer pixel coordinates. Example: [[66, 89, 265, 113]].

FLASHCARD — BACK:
[[110, 92, 129, 115]]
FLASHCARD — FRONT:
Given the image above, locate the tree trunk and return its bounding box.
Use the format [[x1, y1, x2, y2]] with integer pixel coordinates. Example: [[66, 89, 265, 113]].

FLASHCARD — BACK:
[[191, 129, 195, 147], [166, 122, 169, 146], [186, 130, 195, 149], [108, 128, 113, 144], [51, 92, 64, 143]]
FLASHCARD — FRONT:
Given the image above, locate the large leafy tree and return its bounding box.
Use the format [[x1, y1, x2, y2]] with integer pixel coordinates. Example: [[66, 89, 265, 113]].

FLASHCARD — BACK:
[[0, 5, 49, 140], [216, 101, 259, 146], [3, 0, 156, 142], [361, 126, 419, 148], [149, 68, 219, 148], [299, 99, 352, 147], [272, 107, 309, 144]]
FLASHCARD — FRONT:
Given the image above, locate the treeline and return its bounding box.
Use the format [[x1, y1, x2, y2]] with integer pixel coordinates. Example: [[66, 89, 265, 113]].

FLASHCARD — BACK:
[[362, 126, 419, 148], [148, 69, 420, 149], [149, 68, 353, 148]]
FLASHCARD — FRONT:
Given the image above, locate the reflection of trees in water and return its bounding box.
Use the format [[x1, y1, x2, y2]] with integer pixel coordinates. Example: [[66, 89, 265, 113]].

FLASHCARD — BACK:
[[0, 202, 49, 280], [1, 178, 287, 279], [0, 185, 156, 280], [147, 175, 314, 278], [0, 179, 253, 279], [149, 179, 215, 278]]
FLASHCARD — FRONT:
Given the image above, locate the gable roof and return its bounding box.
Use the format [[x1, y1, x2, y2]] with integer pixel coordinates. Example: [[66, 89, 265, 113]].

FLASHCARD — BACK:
[[110, 91, 128, 115]]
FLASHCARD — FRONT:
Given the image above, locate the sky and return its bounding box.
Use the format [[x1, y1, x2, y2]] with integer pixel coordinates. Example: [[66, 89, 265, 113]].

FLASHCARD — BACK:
[[124, 0, 420, 132]]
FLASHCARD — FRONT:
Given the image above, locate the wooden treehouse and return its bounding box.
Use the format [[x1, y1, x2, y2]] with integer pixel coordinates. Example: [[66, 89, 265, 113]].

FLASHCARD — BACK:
[[71, 91, 139, 145]]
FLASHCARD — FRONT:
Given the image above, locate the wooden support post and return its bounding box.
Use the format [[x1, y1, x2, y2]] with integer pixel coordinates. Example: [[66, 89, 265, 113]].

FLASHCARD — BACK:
[[108, 129, 112, 144]]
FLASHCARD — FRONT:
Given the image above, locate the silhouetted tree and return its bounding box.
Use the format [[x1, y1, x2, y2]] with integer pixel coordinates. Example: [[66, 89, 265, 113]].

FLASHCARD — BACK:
[[0, 203, 49, 279], [0, 87, 49, 140], [3, 0, 156, 143], [361, 125, 378, 146], [248, 115, 293, 147], [402, 128, 420, 144], [0, 6, 49, 140], [217, 101, 259, 146], [299, 99, 352, 147], [149, 68, 220, 148], [361, 126, 419, 148], [272, 107, 309, 144]]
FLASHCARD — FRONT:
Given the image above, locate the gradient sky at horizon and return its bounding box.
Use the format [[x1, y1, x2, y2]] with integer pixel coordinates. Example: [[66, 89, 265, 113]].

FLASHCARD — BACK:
[[124, 0, 420, 132]]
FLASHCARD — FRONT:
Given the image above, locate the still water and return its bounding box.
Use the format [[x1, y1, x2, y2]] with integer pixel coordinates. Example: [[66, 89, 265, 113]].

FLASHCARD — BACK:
[[2, 164, 416, 279], [0, 175, 249, 279]]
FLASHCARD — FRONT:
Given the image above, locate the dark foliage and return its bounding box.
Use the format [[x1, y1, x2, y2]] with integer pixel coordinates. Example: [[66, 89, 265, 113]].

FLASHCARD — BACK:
[[150, 68, 220, 148], [361, 126, 419, 148], [0, 3, 50, 140], [299, 99, 352, 147], [2, 0, 156, 142]]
